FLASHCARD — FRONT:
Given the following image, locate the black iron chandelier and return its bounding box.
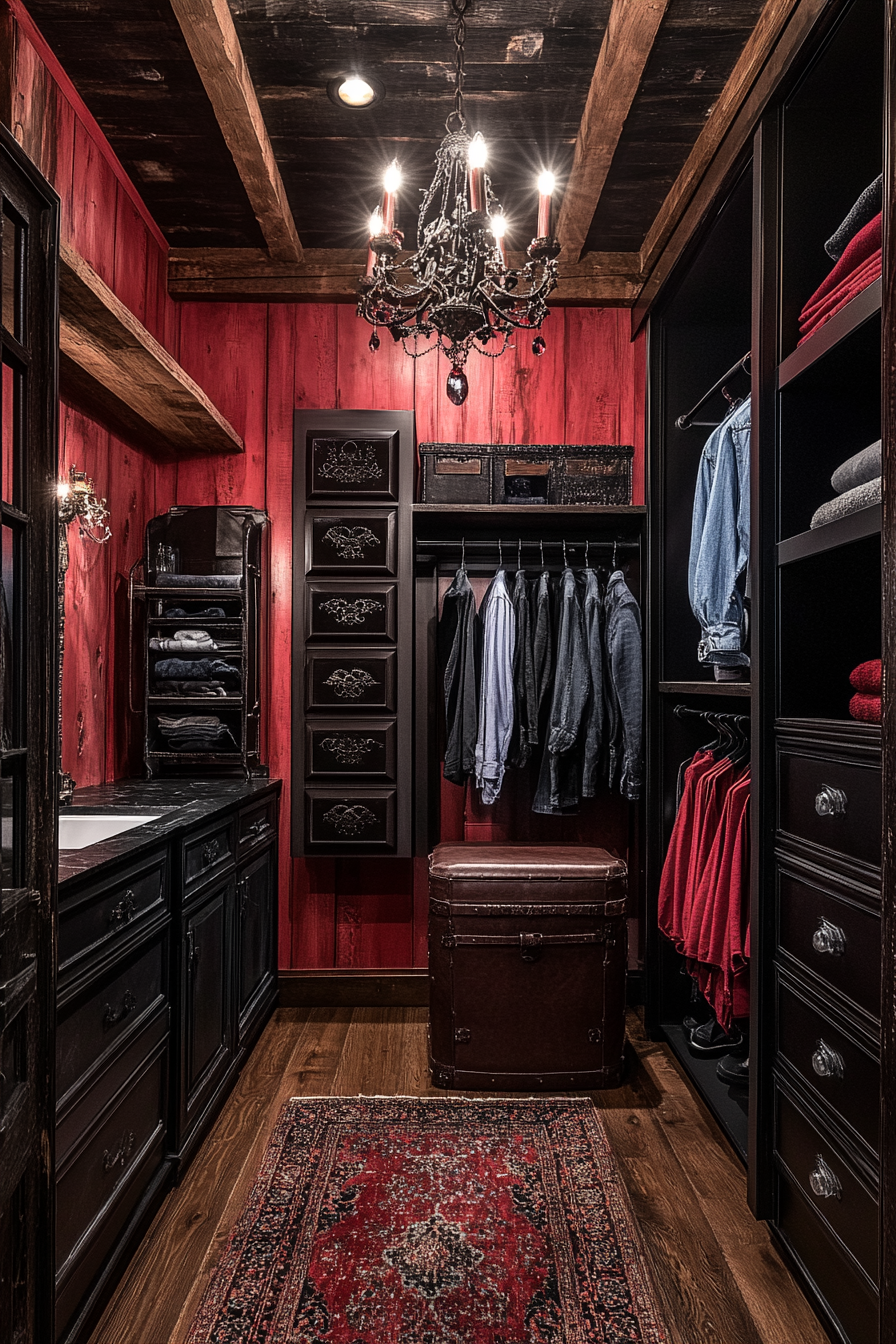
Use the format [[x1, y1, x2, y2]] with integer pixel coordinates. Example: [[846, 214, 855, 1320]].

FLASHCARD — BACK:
[[356, 0, 560, 405]]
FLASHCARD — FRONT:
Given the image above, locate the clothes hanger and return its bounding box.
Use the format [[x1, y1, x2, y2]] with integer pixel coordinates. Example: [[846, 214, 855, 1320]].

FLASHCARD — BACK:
[[497, 537, 503, 571], [517, 538, 523, 574], [460, 536, 466, 573], [563, 538, 568, 568]]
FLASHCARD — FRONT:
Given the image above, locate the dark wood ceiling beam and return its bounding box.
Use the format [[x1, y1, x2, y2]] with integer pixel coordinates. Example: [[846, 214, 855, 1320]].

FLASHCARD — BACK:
[[60, 242, 244, 459], [166, 247, 643, 306], [556, 0, 670, 266], [635, 0, 808, 321], [168, 0, 302, 264]]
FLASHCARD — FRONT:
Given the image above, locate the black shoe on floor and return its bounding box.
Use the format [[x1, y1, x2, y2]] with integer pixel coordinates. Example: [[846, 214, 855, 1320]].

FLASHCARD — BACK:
[[717, 1054, 750, 1087], [688, 1017, 743, 1058], [683, 1012, 712, 1034]]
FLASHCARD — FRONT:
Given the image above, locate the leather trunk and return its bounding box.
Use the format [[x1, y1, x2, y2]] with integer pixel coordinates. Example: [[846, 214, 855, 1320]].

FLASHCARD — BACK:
[[428, 843, 628, 1091]]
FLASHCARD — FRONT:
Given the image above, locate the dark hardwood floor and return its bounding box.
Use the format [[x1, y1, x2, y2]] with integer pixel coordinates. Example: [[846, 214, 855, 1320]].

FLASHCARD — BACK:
[[86, 1008, 831, 1344]]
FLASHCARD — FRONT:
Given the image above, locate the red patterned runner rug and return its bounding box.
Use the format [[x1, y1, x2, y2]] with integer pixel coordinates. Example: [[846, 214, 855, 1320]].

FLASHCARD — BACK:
[[187, 1095, 669, 1343]]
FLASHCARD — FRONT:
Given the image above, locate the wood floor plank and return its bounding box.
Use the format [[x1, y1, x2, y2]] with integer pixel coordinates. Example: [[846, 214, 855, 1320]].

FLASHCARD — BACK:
[[85, 1008, 830, 1344]]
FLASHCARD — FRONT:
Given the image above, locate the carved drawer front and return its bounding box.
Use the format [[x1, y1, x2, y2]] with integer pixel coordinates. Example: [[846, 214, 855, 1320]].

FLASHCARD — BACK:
[[775, 1084, 878, 1287], [778, 744, 881, 874], [182, 817, 235, 894], [306, 510, 396, 576], [776, 973, 879, 1157], [55, 1042, 167, 1302], [306, 431, 399, 503], [305, 790, 396, 852], [306, 720, 396, 780], [237, 796, 277, 856], [56, 1004, 168, 1165], [306, 650, 396, 713], [56, 931, 168, 1108], [306, 582, 397, 641], [58, 851, 168, 974], [776, 860, 880, 1023]]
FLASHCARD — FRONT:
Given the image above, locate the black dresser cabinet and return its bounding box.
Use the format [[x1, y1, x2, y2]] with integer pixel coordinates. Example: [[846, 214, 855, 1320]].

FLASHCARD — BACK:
[[56, 783, 280, 1344]]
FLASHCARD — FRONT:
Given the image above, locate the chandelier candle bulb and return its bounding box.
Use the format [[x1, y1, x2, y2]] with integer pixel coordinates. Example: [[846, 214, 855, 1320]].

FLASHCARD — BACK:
[[367, 207, 383, 274], [468, 132, 487, 213], [381, 160, 402, 233], [490, 213, 507, 266], [537, 171, 555, 239]]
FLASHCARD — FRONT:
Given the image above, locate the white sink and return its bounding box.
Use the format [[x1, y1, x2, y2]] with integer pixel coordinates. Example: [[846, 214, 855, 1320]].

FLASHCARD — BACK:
[[58, 814, 162, 850]]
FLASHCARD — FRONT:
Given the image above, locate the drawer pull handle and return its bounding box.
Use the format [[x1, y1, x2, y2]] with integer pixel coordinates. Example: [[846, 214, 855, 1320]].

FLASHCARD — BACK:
[[187, 928, 200, 971], [812, 1039, 845, 1080], [815, 785, 847, 817], [246, 819, 270, 839], [202, 838, 224, 869], [812, 918, 846, 956], [809, 1155, 841, 1201], [103, 1130, 136, 1173], [103, 991, 137, 1028], [109, 891, 137, 926]]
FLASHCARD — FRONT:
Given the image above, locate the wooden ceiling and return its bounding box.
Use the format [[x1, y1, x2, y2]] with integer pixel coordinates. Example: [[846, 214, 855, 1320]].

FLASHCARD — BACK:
[[24, 0, 796, 307]]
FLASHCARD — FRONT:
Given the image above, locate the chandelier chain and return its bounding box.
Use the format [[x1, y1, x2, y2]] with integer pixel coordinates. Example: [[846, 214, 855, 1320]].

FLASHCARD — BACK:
[[451, 0, 471, 122]]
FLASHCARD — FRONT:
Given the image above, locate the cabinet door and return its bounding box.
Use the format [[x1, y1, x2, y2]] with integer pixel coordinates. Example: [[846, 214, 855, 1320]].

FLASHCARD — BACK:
[[177, 879, 233, 1149], [235, 847, 275, 1046]]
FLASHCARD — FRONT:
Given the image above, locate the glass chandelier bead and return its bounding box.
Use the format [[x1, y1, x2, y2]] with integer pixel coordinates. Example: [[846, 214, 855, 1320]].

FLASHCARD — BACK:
[[368, 331, 380, 352], [446, 366, 469, 405], [532, 335, 546, 356]]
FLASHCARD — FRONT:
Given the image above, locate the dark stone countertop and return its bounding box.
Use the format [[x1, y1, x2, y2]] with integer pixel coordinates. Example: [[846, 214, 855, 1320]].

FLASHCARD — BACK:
[[58, 777, 281, 888]]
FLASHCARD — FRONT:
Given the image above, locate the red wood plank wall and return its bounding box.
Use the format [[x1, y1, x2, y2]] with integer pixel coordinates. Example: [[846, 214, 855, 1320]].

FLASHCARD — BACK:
[[172, 303, 646, 969], [6, 0, 647, 970]]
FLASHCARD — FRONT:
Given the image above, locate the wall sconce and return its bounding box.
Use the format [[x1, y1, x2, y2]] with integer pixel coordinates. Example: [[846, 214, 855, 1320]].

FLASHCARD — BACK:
[[57, 465, 112, 803]]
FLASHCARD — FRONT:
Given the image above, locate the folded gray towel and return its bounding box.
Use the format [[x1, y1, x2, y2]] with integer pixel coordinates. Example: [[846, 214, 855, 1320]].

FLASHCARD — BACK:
[[149, 638, 219, 652], [811, 475, 881, 529], [831, 440, 881, 494], [156, 574, 241, 588], [825, 175, 882, 261]]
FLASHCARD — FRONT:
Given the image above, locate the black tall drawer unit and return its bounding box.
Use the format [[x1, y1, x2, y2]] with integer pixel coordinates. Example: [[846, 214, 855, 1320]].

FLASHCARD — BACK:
[[773, 721, 882, 1344]]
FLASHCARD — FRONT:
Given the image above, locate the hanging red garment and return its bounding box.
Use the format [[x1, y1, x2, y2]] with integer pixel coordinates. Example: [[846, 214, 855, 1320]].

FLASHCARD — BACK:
[[688, 771, 751, 1029], [678, 754, 737, 946], [657, 749, 717, 952]]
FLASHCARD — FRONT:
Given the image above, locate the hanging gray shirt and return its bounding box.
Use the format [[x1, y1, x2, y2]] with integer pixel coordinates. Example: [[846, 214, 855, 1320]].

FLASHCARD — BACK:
[[474, 569, 516, 805]]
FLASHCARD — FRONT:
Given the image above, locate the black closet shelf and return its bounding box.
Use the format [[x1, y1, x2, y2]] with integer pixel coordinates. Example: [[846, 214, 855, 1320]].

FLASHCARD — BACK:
[[147, 620, 243, 630], [661, 1024, 749, 1162], [777, 503, 880, 565], [777, 278, 881, 389], [133, 585, 245, 600], [146, 750, 256, 761], [0, 746, 27, 759], [147, 696, 244, 706], [659, 680, 751, 698], [411, 504, 647, 516]]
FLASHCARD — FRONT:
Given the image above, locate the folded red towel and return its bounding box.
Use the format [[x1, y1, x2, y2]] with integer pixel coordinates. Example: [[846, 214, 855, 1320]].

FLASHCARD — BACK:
[[799, 251, 882, 329], [849, 692, 881, 723], [798, 252, 882, 344], [850, 659, 882, 694], [800, 212, 881, 317]]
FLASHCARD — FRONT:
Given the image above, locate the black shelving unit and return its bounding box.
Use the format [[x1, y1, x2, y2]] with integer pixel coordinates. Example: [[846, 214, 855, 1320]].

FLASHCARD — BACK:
[[129, 506, 269, 779]]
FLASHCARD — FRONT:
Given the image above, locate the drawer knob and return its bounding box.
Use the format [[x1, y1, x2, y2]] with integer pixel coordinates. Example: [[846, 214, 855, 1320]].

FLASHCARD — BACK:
[[812, 1039, 845, 1080], [109, 891, 136, 926], [812, 918, 846, 956], [809, 1155, 841, 1201], [815, 785, 847, 817], [103, 991, 137, 1028], [246, 819, 270, 839]]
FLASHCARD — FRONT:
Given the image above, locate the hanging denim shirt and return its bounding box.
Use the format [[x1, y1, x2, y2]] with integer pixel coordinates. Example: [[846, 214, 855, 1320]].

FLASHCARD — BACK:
[[509, 568, 538, 768], [533, 568, 591, 814], [604, 569, 643, 802], [688, 397, 751, 667], [474, 570, 516, 805], [581, 568, 604, 798]]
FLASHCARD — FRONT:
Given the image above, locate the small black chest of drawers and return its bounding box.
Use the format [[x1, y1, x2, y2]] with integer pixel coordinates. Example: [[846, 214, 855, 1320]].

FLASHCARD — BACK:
[[56, 782, 280, 1344]]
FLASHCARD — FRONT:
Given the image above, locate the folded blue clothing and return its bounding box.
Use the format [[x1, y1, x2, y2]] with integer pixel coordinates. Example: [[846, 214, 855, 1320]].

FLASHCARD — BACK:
[[156, 574, 241, 588], [153, 657, 241, 684], [162, 607, 226, 619]]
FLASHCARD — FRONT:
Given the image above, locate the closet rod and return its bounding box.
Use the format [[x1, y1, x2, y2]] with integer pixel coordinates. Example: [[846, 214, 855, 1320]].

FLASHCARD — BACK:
[[673, 704, 749, 725], [416, 539, 640, 552], [675, 352, 750, 431]]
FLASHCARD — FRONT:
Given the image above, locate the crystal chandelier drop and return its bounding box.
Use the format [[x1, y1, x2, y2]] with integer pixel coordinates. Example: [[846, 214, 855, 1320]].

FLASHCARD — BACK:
[[356, 0, 560, 405]]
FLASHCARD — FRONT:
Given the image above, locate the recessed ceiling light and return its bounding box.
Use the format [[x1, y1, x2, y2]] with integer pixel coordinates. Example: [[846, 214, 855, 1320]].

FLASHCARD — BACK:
[[327, 75, 384, 109]]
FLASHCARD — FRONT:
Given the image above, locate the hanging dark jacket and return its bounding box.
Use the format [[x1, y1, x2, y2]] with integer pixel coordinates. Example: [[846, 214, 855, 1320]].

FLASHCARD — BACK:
[[581, 567, 604, 797], [532, 568, 591, 814], [437, 567, 481, 784], [531, 569, 554, 738], [604, 568, 643, 801], [509, 568, 538, 767]]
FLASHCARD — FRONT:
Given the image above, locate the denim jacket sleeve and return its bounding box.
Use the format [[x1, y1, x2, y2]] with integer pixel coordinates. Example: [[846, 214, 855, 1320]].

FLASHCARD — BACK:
[[688, 398, 751, 666], [474, 572, 516, 805]]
